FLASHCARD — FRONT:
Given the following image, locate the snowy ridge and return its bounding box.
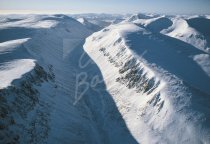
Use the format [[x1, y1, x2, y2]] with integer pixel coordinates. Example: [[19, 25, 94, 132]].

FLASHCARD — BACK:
[[0, 15, 58, 29], [0, 14, 139, 144], [0, 13, 210, 144], [0, 59, 35, 89], [84, 21, 210, 143], [127, 14, 210, 54], [162, 17, 209, 53], [0, 15, 94, 144]]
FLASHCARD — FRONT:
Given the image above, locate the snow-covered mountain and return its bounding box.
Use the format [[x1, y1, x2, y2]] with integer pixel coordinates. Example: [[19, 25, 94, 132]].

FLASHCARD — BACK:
[[129, 14, 210, 53], [73, 13, 127, 28], [0, 14, 93, 143], [84, 14, 210, 143], [84, 21, 210, 143], [0, 13, 210, 144], [77, 17, 102, 32]]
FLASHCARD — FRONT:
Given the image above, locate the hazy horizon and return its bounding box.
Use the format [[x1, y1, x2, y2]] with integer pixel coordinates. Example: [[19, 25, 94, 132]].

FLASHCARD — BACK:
[[0, 0, 210, 15]]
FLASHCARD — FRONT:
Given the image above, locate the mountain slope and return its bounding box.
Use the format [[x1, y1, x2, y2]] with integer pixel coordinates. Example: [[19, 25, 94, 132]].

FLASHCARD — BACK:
[[0, 14, 93, 144], [77, 17, 102, 31], [1, 14, 210, 144], [129, 14, 210, 54], [84, 22, 210, 144], [0, 14, 139, 144]]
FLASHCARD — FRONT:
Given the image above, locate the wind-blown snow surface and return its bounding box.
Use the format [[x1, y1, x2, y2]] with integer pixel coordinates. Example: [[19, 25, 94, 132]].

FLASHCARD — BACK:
[[0, 13, 210, 144], [0, 58, 35, 89], [84, 15, 210, 143]]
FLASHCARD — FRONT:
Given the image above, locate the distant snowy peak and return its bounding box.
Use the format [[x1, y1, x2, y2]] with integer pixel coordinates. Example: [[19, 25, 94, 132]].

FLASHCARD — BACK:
[[127, 14, 210, 53], [77, 17, 102, 31], [0, 15, 58, 29], [0, 14, 89, 30], [72, 13, 128, 29], [77, 17, 87, 24], [133, 16, 172, 33], [162, 18, 204, 44], [162, 17, 210, 53], [127, 13, 159, 22]]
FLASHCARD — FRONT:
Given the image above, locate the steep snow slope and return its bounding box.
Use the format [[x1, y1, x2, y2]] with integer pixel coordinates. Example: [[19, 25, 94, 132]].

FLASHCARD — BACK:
[[0, 14, 139, 144], [84, 22, 210, 143]]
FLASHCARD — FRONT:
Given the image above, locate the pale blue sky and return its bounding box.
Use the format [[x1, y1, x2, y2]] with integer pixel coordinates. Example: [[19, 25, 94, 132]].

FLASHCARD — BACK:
[[0, 0, 210, 14]]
